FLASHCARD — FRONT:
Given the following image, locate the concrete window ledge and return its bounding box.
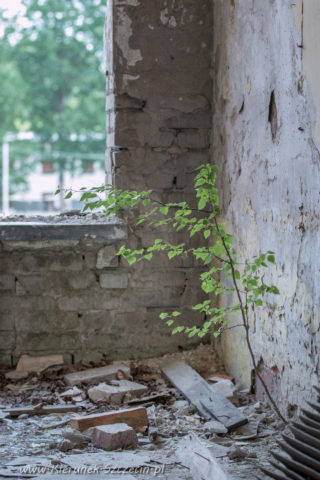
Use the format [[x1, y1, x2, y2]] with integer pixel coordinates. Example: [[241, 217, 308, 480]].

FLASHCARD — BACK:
[[0, 222, 127, 243], [0, 215, 127, 249]]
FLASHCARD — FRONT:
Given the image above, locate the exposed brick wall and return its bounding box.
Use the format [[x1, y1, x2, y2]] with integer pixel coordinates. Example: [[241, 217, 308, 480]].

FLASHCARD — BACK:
[[0, 225, 204, 365], [0, 0, 213, 366]]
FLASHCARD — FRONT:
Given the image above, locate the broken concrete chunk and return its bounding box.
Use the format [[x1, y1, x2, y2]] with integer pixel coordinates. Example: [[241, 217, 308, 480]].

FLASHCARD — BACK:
[[176, 432, 231, 480], [61, 428, 88, 448], [70, 407, 148, 432], [6, 354, 64, 380], [204, 420, 228, 434], [209, 379, 238, 404], [88, 380, 148, 404], [91, 423, 138, 451], [64, 363, 130, 386], [60, 386, 82, 398]]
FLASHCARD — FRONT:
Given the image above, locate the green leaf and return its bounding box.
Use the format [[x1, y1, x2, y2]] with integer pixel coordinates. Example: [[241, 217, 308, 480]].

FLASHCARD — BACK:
[[270, 286, 280, 294], [55, 188, 60, 195], [234, 270, 241, 280], [159, 313, 168, 319], [198, 197, 207, 210], [267, 255, 275, 264], [231, 304, 241, 312], [166, 320, 174, 326], [64, 191, 72, 199], [255, 299, 263, 306], [172, 326, 185, 335], [204, 230, 211, 239], [127, 257, 137, 265], [172, 311, 181, 317], [160, 206, 169, 215]]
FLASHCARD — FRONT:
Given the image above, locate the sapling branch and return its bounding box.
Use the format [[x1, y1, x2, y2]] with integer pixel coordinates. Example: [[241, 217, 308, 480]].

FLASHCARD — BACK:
[[67, 163, 286, 423], [214, 218, 287, 424]]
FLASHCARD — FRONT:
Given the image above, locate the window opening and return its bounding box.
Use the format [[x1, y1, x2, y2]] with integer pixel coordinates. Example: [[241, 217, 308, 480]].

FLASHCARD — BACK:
[[0, 0, 107, 216]]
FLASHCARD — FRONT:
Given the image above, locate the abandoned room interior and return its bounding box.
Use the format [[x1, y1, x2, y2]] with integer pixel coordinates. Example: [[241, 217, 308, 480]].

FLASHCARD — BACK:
[[0, 0, 320, 479]]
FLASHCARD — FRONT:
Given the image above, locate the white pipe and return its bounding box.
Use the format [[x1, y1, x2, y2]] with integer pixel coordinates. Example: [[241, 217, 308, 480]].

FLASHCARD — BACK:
[[2, 141, 9, 216]]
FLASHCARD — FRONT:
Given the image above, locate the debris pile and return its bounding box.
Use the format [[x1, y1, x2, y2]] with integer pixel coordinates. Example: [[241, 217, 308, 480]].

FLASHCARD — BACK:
[[0, 345, 284, 479]]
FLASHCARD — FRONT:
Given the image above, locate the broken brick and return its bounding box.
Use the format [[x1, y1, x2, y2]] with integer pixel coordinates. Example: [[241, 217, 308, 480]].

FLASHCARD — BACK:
[[91, 423, 138, 451]]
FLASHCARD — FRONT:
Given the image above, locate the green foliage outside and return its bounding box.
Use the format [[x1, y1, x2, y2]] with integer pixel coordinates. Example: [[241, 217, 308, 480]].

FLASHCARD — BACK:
[[0, 0, 106, 196]]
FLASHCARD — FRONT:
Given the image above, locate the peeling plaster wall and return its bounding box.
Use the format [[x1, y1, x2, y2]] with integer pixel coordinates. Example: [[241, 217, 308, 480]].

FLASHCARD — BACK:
[[213, 0, 320, 414]]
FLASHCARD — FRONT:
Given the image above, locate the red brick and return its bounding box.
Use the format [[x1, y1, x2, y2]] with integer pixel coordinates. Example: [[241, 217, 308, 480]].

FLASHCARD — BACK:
[[91, 423, 138, 450]]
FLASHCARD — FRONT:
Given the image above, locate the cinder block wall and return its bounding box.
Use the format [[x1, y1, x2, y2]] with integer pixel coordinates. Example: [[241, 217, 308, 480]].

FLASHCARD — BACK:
[[0, 224, 205, 365]]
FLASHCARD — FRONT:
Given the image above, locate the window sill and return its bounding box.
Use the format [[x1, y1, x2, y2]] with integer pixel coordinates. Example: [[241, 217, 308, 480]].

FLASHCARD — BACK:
[[0, 214, 127, 244]]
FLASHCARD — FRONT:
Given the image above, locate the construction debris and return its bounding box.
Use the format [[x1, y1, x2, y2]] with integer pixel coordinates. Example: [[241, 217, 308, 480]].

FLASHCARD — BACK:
[[91, 423, 138, 451], [4, 404, 81, 417], [88, 380, 148, 404], [176, 432, 231, 479], [5, 354, 64, 380], [209, 378, 239, 404], [161, 359, 247, 430], [0, 345, 286, 479], [64, 363, 130, 386], [70, 406, 149, 432]]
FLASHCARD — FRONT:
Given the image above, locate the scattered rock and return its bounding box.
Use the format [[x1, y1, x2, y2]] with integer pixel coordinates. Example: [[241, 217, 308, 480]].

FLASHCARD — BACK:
[[209, 379, 238, 404], [204, 420, 228, 434], [61, 428, 88, 448], [91, 423, 138, 451], [60, 387, 82, 398], [227, 446, 248, 460], [88, 380, 147, 404], [64, 364, 130, 386], [6, 354, 64, 380], [58, 439, 74, 452]]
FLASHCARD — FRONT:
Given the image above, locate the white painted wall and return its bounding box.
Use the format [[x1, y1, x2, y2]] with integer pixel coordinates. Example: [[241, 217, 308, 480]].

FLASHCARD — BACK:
[[212, 0, 320, 415]]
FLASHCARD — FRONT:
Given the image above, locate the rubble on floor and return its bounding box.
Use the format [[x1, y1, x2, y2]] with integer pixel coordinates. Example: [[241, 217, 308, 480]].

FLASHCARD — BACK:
[[0, 345, 284, 479]]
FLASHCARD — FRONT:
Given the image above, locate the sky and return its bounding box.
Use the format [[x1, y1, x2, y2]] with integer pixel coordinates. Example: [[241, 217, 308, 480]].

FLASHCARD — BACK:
[[0, 0, 25, 17]]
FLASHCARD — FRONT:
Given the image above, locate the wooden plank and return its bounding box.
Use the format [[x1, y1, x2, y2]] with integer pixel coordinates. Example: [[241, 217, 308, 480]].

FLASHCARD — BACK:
[[4, 404, 81, 417], [176, 432, 231, 480], [161, 359, 247, 431], [70, 407, 148, 432]]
